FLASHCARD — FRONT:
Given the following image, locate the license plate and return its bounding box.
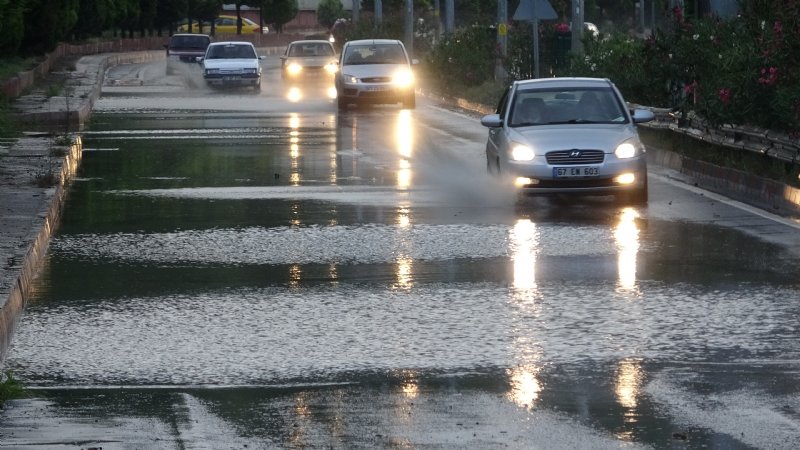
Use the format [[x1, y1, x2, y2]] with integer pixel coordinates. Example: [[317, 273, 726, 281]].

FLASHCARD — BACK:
[[553, 166, 599, 177], [366, 85, 389, 91], [223, 76, 235, 81]]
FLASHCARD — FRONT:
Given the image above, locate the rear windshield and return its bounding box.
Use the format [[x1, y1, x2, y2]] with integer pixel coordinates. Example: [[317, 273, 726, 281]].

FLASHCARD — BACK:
[[171, 35, 210, 49]]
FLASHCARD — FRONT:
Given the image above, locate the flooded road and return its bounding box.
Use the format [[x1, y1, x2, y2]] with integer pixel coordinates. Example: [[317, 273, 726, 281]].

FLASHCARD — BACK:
[[2, 56, 800, 449]]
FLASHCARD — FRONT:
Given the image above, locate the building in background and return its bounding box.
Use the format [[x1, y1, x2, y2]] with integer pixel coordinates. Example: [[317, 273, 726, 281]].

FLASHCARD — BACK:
[[222, 1, 354, 33]]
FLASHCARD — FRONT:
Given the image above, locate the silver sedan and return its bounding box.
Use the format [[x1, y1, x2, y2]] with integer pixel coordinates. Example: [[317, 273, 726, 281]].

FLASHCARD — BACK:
[[481, 77, 655, 203]]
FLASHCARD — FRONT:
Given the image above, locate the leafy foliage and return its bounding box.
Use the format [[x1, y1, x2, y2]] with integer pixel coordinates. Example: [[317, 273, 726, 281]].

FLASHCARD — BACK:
[[318, 0, 345, 29], [0, 372, 24, 408]]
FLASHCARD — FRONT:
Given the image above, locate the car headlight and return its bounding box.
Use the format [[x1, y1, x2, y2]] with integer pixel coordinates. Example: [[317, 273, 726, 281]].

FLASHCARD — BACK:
[[205, 68, 219, 75], [243, 68, 258, 74], [614, 142, 641, 159], [324, 62, 338, 74], [287, 63, 302, 75], [392, 68, 414, 87], [511, 143, 535, 161], [344, 74, 358, 84]]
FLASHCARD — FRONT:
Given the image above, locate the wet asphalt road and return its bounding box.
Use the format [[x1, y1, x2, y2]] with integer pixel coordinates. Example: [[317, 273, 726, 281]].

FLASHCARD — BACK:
[[1, 55, 800, 449]]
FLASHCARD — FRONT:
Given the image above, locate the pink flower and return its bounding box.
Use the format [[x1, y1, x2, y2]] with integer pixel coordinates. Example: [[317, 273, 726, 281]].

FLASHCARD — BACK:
[[555, 22, 570, 33], [758, 67, 779, 85], [718, 88, 731, 104], [672, 6, 684, 24]]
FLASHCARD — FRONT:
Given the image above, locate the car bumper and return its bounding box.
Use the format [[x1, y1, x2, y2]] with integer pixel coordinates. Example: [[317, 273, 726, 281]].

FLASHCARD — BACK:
[[338, 83, 414, 103], [204, 74, 261, 87], [505, 156, 647, 194]]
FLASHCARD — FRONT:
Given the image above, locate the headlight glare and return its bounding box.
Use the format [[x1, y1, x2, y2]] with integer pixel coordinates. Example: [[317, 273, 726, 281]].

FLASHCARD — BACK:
[[345, 75, 358, 84], [392, 68, 414, 87], [324, 63, 338, 74], [511, 144, 535, 161], [615, 142, 638, 159], [287, 63, 302, 75]]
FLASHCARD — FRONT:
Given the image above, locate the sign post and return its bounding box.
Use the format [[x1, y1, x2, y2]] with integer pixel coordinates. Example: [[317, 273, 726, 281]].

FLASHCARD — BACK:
[[513, 0, 558, 79]]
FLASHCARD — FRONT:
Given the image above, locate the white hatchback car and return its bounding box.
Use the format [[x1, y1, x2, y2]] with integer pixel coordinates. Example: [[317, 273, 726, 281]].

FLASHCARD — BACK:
[[198, 41, 264, 91], [480, 77, 655, 204], [335, 39, 417, 109]]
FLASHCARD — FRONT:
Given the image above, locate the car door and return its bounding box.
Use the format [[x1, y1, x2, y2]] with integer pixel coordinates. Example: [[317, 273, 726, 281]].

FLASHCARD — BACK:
[[486, 85, 511, 169]]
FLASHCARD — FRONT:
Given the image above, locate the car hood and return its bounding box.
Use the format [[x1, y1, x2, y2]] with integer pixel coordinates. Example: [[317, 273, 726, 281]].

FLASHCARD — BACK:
[[288, 56, 336, 67], [202, 59, 260, 70], [340, 64, 409, 78], [511, 124, 636, 154]]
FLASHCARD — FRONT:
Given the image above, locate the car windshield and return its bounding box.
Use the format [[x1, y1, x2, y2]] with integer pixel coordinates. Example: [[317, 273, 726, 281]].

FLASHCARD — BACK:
[[289, 43, 334, 57], [343, 44, 405, 65], [509, 87, 628, 127], [206, 44, 255, 59]]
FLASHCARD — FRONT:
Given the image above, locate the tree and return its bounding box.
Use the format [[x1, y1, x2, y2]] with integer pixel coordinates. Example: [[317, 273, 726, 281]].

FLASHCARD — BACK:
[[0, 0, 26, 54], [318, 0, 345, 29], [21, 0, 79, 53], [262, 0, 298, 33]]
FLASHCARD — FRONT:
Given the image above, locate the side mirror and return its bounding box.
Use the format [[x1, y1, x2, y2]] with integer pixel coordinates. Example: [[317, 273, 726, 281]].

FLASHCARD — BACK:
[[481, 114, 503, 128], [259, 55, 266, 60], [195, 56, 203, 63], [631, 108, 655, 124]]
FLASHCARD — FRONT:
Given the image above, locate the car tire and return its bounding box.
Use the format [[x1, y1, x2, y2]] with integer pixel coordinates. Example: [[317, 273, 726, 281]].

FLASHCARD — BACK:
[[618, 176, 648, 205], [403, 92, 416, 109]]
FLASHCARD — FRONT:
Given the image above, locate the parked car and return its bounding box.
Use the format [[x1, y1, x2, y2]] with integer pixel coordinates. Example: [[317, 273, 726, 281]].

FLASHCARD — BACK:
[[178, 15, 267, 34], [198, 41, 264, 91], [280, 40, 338, 80], [165, 33, 211, 61], [479, 77, 655, 203], [335, 39, 418, 109]]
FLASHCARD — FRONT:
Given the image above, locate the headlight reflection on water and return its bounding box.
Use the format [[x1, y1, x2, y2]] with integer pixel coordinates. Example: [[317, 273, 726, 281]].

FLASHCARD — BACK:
[[396, 110, 414, 189], [615, 208, 640, 292]]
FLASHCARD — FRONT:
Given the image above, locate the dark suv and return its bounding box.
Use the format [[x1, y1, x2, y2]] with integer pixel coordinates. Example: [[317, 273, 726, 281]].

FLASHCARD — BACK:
[[165, 33, 211, 61]]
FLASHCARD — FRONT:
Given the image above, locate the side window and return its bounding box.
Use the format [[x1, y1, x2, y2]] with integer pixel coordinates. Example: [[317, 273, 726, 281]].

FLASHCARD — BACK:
[[496, 86, 511, 119]]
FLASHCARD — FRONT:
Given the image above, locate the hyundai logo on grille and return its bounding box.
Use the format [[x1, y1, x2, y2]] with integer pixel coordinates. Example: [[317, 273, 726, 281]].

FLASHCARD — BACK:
[[569, 150, 582, 158]]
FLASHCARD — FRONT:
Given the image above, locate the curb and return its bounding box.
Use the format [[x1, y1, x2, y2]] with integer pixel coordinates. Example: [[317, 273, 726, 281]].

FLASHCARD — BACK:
[[0, 137, 83, 362]]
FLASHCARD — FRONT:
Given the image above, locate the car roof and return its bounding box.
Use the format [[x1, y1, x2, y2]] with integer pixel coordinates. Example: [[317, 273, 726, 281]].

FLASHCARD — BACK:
[[344, 39, 403, 46], [172, 33, 210, 38], [289, 40, 333, 46], [208, 41, 255, 47], [514, 77, 613, 89]]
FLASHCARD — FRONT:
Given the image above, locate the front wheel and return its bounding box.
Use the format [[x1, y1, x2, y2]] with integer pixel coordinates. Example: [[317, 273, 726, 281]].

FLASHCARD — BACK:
[[402, 92, 416, 109], [618, 177, 648, 205]]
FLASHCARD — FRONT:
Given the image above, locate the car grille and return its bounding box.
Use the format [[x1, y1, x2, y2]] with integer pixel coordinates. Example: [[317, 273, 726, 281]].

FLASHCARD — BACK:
[[362, 76, 392, 83], [546, 149, 605, 165]]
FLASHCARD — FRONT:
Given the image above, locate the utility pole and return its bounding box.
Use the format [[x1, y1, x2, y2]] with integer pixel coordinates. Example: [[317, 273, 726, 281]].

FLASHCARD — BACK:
[[434, 0, 442, 38], [496, 0, 508, 81], [375, 0, 382, 25], [571, 0, 584, 55], [405, 0, 414, 57], [353, 0, 360, 24], [445, 0, 454, 34]]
